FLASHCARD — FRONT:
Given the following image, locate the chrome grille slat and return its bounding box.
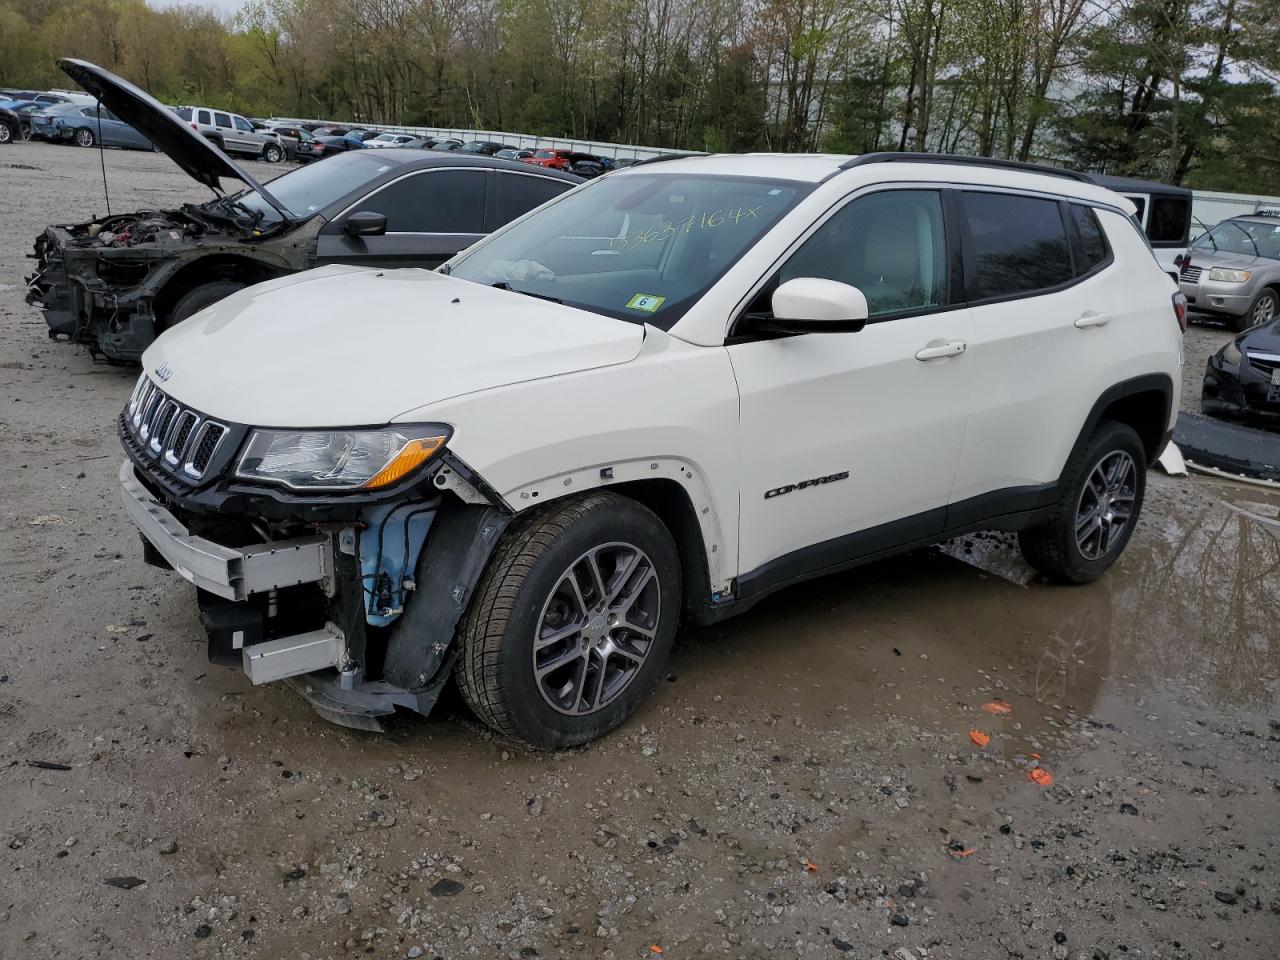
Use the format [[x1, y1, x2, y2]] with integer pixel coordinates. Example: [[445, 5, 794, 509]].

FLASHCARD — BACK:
[[1180, 266, 1203, 283], [1246, 352, 1280, 376], [123, 381, 226, 480]]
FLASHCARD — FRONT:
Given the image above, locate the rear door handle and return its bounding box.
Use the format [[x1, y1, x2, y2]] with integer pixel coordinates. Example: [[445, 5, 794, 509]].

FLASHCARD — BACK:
[[1074, 311, 1111, 328], [915, 339, 967, 361]]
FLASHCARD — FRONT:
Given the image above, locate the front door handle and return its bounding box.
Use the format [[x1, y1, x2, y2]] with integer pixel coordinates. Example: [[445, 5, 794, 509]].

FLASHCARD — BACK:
[[1074, 311, 1111, 328], [915, 339, 967, 361]]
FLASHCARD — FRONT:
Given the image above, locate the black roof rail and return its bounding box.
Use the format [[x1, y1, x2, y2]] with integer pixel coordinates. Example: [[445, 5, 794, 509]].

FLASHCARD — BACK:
[[839, 152, 1093, 184], [630, 151, 709, 167]]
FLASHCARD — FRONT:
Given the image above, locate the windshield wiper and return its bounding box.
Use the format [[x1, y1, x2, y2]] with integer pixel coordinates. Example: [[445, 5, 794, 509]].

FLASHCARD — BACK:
[[1227, 222, 1260, 258], [491, 281, 562, 304]]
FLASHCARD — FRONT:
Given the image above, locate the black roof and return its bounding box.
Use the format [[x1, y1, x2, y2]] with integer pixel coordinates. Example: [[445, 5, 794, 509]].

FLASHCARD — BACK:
[[1082, 174, 1192, 198], [379, 149, 583, 183]]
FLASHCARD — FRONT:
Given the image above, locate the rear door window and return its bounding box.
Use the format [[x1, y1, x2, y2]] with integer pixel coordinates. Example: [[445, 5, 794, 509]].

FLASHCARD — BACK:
[[358, 169, 488, 233], [962, 192, 1073, 299], [489, 173, 571, 229]]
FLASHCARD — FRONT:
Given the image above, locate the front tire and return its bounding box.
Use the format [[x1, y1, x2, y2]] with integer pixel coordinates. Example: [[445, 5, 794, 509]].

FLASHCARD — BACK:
[[1018, 421, 1147, 584], [1233, 288, 1278, 332], [168, 280, 246, 327], [74, 127, 95, 148], [456, 492, 681, 748], [262, 143, 282, 163]]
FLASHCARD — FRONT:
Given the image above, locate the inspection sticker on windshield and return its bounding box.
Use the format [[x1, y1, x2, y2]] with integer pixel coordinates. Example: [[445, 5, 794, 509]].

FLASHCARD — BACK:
[[626, 294, 666, 313]]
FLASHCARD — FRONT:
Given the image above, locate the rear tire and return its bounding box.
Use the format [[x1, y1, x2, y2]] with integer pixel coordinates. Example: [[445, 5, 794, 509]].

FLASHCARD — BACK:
[[1018, 421, 1146, 584], [456, 492, 681, 748], [0, 123, 12, 145], [74, 127, 95, 148], [168, 280, 246, 327], [1233, 288, 1278, 332]]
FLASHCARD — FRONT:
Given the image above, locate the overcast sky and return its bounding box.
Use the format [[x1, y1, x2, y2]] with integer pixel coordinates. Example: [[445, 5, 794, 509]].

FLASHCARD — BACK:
[[150, 0, 247, 19]]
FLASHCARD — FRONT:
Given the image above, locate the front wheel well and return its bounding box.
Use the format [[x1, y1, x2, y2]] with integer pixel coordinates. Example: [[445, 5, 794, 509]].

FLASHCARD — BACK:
[[153, 256, 284, 328], [603, 478, 711, 624]]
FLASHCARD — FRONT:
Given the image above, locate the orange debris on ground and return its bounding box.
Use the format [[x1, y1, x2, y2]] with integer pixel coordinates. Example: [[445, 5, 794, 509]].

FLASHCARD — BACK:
[[982, 700, 1013, 714], [949, 847, 977, 857], [803, 858, 819, 873], [969, 729, 991, 748], [650, 946, 665, 955], [1029, 767, 1054, 786]]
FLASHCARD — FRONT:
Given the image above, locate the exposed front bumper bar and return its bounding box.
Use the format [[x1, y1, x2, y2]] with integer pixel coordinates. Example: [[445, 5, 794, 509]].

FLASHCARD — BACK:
[[118, 460, 334, 601], [244, 625, 346, 685]]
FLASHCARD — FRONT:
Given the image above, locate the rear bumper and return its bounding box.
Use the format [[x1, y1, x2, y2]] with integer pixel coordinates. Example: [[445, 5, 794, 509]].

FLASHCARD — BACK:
[[119, 459, 334, 602]]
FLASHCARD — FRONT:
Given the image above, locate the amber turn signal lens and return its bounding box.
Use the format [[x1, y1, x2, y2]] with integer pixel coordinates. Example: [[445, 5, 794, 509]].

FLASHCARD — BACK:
[[361, 436, 447, 489]]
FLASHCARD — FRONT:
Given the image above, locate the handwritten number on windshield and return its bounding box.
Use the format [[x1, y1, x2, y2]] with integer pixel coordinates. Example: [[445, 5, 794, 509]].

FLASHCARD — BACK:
[[612, 206, 765, 249]]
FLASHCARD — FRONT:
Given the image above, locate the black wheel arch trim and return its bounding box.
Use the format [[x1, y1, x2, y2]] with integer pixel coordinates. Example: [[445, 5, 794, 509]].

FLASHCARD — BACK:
[[1070, 372, 1174, 463], [381, 503, 512, 690]]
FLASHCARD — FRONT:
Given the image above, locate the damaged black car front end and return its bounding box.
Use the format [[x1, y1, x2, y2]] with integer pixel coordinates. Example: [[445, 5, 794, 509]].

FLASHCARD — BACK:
[[118, 374, 513, 730], [28, 201, 311, 361]]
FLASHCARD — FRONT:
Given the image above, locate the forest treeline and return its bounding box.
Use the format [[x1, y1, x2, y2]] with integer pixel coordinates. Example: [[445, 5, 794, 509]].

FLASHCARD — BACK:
[[2, 0, 1278, 190]]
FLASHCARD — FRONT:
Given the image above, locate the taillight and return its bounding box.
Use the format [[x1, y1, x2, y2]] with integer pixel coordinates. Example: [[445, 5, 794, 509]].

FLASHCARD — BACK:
[[191, 123, 198, 131], [1172, 291, 1188, 333]]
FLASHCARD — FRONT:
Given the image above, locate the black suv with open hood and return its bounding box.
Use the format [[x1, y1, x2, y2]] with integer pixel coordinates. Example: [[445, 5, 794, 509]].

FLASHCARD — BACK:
[[25, 60, 580, 362]]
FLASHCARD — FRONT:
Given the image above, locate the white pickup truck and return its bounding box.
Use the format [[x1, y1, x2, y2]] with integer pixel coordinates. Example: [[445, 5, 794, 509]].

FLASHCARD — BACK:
[[118, 151, 1184, 746]]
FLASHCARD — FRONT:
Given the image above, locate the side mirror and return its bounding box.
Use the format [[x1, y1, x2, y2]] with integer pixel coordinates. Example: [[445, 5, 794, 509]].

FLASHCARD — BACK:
[[767, 277, 869, 333], [342, 211, 387, 238]]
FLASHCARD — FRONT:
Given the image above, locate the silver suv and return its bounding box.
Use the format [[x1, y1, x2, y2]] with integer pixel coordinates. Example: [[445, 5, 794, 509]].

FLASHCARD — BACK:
[[175, 106, 283, 163], [1178, 213, 1280, 331]]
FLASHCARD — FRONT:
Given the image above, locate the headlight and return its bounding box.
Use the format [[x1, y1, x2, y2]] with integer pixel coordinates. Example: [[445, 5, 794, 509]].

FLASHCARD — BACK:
[[1207, 267, 1251, 283], [235, 425, 450, 491], [1222, 339, 1242, 365]]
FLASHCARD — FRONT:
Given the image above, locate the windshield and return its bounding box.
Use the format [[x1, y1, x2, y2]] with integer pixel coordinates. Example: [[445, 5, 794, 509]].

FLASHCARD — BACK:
[[1192, 219, 1280, 260], [447, 172, 811, 329], [229, 151, 399, 222]]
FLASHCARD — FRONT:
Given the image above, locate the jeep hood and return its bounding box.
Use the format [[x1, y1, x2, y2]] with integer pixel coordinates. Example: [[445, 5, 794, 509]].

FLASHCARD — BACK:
[[58, 59, 286, 215], [142, 266, 647, 426]]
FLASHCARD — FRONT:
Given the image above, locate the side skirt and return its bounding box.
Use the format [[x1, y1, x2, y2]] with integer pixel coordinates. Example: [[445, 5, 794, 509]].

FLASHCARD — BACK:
[[690, 482, 1058, 625]]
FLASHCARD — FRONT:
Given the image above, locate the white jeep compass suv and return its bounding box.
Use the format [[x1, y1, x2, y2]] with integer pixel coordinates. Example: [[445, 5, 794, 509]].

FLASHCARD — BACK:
[[118, 152, 1185, 746]]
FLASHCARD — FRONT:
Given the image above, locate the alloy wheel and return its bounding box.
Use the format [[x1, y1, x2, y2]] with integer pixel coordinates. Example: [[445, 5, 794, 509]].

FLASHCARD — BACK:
[[0, 124, 11, 144], [1253, 294, 1276, 325], [1074, 451, 1137, 561], [75, 128, 93, 147], [532, 542, 661, 716]]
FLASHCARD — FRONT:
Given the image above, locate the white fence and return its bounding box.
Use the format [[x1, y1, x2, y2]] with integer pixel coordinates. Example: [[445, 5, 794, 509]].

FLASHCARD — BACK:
[[269, 117, 692, 162], [1191, 189, 1280, 232]]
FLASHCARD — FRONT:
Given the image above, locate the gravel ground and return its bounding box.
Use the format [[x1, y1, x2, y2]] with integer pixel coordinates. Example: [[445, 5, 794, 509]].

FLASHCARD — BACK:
[[2, 143, 1278, 960]]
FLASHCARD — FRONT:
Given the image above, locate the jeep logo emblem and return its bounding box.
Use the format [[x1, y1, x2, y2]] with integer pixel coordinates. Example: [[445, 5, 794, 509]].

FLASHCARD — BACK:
[[154, 363, 173, 382]]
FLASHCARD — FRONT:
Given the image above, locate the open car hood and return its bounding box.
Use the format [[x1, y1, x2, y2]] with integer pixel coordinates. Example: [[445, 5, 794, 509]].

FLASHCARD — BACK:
[[57, 59, 288, 216]]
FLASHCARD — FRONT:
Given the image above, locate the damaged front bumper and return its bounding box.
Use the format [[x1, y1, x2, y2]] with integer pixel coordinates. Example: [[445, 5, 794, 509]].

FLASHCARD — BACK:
[[119, 460, 334, 602], [121, 459, 349, 687], [119, 449, 509, 731]]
